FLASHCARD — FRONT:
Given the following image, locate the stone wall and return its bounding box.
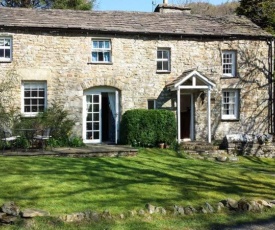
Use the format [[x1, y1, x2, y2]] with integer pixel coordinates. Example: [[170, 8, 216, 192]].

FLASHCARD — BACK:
[[0, 30, 271, 140]]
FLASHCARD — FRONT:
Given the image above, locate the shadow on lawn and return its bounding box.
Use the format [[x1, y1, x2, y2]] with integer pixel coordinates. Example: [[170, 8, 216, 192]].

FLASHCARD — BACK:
[[0, 152, 274, 214], [210, 214, 275, 230]]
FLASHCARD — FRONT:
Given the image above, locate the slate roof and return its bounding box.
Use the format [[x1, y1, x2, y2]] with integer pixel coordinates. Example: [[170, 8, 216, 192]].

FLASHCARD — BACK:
[[0, 7, 273, 38]]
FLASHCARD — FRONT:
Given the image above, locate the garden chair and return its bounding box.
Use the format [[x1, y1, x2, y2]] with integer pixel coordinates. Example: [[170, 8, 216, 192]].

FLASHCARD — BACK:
[[33, 128, 52, 151], [0, 129, 20, 154]]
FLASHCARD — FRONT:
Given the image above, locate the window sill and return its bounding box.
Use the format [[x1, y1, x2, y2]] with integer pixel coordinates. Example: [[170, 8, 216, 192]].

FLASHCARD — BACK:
[[156, 71, 171, 74], [221, 76, 238, 79], [87, 62, 113, 65], [0, 60, 12, 63], [221, 119, 239, 122]]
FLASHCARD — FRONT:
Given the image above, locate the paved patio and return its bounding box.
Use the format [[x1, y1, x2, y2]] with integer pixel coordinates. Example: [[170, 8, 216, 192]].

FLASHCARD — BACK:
[[1, 144, 138, 157]]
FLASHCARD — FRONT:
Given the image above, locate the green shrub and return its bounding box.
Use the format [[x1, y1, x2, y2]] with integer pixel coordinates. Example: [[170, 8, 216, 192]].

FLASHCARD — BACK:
[[13, 102, 84, 148], [120, 109, 176, 147]]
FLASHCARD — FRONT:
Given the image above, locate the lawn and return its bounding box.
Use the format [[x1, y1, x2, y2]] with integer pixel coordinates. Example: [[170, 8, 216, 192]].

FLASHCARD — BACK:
[[0, 148, 275, 229]]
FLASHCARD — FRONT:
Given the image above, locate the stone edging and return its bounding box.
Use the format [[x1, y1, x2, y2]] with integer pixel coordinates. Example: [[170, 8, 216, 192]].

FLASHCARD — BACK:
[[1, 198, 275, 224]]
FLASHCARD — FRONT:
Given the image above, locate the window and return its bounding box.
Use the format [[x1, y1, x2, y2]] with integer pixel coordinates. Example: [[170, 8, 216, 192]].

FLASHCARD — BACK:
[[0, 37, 12, 62], [222, 90, 239, 120], [222, 51, 236, 77], [147, 99, 156, 109], [157, 48, 170, 72], [22, 82, 46, 116], [91, 39, 111, 63]]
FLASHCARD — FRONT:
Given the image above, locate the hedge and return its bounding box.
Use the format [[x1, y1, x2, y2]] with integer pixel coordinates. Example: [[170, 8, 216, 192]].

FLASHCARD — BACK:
[[119, 109, 177, 147]]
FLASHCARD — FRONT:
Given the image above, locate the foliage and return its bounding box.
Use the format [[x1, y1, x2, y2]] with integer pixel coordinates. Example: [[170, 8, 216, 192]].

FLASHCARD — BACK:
[[120, 109, 177, 146], [236, 0, 275, 33], [0, 0, 96, 10], [13, 102, 84, 148], [185, 0, 239, 17]]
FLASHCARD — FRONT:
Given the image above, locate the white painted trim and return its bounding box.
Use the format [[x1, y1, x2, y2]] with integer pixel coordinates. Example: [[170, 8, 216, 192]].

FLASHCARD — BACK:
[[190, 93, 195, 141], [115, 90, 119, 144], [207, 88, 211, 143], [177, 88, 181, 144], [179, 85, 209, 89], [175, 70, 216, 88]]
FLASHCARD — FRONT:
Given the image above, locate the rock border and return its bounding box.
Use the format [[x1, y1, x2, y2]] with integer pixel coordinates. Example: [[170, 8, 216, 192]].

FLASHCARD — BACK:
[[1, 198, 274, 224]]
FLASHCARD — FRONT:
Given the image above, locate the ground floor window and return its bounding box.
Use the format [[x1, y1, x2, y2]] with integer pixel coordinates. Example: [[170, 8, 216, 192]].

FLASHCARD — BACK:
[[147, 99, 156, 109], [22, 82, 47, 116], [222, 89, 239, 120]]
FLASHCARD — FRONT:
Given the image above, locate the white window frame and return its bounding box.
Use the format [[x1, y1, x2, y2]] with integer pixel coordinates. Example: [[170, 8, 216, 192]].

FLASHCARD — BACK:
[[0, 37, 12, 62], [221, 90, 239, 120], [91, 39, 112, 63], [157, 48, 170, 72], [147, 99, 156, 109], [21, 82, 47, 117], [222, 51, 236, 77]]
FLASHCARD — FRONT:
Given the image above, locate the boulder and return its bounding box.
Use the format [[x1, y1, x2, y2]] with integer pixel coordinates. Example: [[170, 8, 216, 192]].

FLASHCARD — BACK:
[[216, 202, 224, 212], [1, 201, 20, 216], [64, 212, 85, 222], [145, 203, 156, 214], [20, 208, 49, 218], [204, 202, 214, 213], [257, 199, 272, 208], [216, 156, 227, 162]]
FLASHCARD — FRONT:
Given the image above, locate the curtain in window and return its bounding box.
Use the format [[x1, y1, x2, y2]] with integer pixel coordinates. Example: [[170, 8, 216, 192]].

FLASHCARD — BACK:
[[104, 52, 110, 62], [92, 52, 97, 62]]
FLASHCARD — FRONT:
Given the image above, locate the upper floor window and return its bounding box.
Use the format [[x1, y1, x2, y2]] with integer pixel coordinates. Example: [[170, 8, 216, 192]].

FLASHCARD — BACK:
[[222, 89, 239, 120], [92, 39, 111, 63], [22, 82, 47, 116], [157, 48, 170, 72], [0, 37, 12, 62], [222, 51, 236, 77]]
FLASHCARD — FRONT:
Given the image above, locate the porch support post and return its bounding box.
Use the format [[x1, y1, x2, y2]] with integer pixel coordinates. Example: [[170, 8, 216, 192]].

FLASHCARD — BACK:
[[207, 87, 211, 143], [177, 88, 181, 144]]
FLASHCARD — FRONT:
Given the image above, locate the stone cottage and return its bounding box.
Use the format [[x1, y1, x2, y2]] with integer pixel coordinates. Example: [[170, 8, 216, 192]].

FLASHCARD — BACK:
[[0, 1, 274, 144]]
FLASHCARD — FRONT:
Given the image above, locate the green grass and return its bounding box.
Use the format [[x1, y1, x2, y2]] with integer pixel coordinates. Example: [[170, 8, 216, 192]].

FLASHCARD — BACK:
[[0, 148, 275, 229]]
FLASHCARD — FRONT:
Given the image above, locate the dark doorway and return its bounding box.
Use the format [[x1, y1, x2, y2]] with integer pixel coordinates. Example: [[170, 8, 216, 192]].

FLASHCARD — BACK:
[[101, 93, 110, 142], [180, 94, 191, 139]]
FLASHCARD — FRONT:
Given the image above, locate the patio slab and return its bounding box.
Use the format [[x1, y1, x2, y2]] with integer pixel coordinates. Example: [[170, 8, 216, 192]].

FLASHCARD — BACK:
[[1, 144, 138, 157]]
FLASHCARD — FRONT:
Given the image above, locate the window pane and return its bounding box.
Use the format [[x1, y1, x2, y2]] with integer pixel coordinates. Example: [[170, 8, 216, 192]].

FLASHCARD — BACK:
[[93, 122, 99, 130], [93, 95, 99, 103], [5, 49, 10, 58], [93, 113, 99, 121], [157, 61, 162, 70], [93, 104, 99, 112], [87, 114, 93, 121], [86, 123, 93, 130], [99, 41, 104, 48], [93, 41, 98, 48], [105, 41, 110, 48], [92, 52, 97, 61], [94, 132, 99, 139], [0, 49, 3, 57], [98, 52, 104, 61], [163, 61, 169, 70], [157, 51, 162, 59], [86, 132, 93, 139], [163, 51, 168, 59], [0, 39, 4, 46]]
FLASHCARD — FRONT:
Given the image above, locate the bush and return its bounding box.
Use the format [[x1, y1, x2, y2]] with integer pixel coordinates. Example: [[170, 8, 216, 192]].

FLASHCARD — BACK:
[[120, 109, 176, 147], [13, 102, 84, 148]]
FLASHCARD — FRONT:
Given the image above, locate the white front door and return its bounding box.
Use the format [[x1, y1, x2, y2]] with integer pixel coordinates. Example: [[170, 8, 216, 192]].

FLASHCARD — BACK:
[[83, 87, 120, 144], [85, 94, 102, 143]]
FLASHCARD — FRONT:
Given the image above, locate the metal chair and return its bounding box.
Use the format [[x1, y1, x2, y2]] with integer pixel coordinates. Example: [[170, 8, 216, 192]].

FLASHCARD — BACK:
[[0, 129, 20, 154], [33, 128, 52, 151]]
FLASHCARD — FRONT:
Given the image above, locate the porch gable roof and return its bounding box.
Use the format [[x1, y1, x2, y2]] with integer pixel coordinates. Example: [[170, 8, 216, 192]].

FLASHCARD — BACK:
[[166, 69, 216, 91]]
